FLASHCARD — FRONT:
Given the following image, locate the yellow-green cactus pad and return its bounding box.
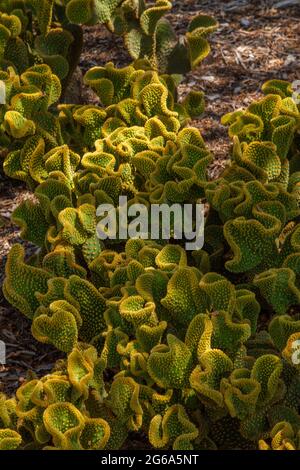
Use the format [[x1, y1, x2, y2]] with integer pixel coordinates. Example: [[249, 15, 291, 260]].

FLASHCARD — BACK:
[[254, 268, 300, 315], [3, 244, 52, 319], [186, 15, 219, 69], [106, 376, 143, 430], [0, 429, 22, 450], [149, 404, 198, 450], [147, 334, 193, 389], [32, 300, 79, 352]]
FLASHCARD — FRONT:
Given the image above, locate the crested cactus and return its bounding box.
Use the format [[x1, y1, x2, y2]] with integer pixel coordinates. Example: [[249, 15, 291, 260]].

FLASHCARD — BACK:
[[2, 73, 298, 449], [222, 83, 300, 161], [2, 64, 65, 187], [1, 3, 300, 451], [123, 3, 218, 74], [0, 1, 83, 80], [3, 62, 210, 191], [63, 0, 218, 74]]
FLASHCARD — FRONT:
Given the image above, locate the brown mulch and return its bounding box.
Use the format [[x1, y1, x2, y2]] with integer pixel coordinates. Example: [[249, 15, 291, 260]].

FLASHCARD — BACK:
[[0, 306, 62, 395], [1, 0, 300, 396]]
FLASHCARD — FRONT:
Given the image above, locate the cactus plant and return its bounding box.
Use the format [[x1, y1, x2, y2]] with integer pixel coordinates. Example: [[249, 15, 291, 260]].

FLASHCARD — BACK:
[[1, 3, 300, 451]]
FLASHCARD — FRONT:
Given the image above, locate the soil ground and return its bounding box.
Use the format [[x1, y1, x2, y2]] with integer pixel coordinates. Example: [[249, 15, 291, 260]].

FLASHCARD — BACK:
[[0, 0, 300, 397]]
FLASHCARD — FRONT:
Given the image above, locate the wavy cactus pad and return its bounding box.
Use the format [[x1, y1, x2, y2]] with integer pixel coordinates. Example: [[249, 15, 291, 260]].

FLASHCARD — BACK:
[[3, 244, 52, 319], [0, 429, 22, 450]]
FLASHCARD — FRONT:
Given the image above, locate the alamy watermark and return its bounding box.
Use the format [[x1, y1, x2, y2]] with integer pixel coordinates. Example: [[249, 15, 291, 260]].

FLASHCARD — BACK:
[[96, 197, 204, 250], [291, 339, 300, 366], [292, 80, 300, 105], [0, 80, 5, 104], [0, 340, 6, 365]]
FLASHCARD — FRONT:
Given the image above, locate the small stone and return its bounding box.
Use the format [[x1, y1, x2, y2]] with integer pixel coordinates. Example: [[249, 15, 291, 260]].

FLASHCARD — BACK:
[[202, 75, 216, 83], [240, 18, 250, 28]]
